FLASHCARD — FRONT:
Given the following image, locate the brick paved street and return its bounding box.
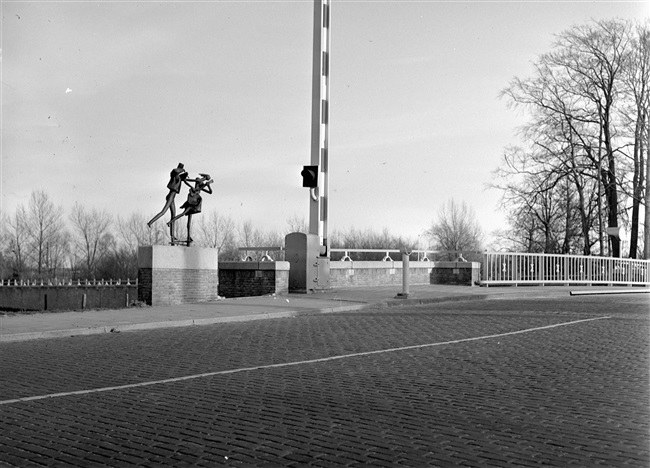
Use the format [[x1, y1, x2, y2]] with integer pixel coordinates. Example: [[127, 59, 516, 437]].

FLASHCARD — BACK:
[[1, 295, 648, 467]]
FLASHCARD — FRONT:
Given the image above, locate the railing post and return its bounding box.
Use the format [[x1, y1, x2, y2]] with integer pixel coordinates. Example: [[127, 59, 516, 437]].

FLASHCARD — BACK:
[[482, 252, 488, 283], [608, 257, 613, 285], [563, 255, 567, 284], [514, 254, 520, 283]]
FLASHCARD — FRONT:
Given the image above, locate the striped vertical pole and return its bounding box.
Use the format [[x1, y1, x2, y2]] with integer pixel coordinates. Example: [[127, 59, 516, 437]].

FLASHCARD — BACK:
[[309, 0, 330, 256]]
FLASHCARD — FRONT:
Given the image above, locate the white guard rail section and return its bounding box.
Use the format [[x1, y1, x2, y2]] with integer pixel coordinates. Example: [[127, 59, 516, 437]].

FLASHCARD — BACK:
[[329, 249, 467, 261], [482, 252, 650, 286]]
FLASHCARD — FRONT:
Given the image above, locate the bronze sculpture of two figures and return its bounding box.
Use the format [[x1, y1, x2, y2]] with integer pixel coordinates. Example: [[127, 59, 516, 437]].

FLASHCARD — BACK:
[[147, 163, 213, 247]]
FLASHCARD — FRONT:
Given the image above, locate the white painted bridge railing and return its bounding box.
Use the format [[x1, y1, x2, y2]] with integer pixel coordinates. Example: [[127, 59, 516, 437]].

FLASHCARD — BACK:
[[482, 252, 650, 286], [330, 249, 440, 262], [0, 278, 138, 287]]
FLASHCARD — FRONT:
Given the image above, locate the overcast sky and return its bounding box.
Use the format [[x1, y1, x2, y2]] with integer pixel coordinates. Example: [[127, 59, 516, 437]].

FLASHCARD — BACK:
[[1, 0, 648, 244]]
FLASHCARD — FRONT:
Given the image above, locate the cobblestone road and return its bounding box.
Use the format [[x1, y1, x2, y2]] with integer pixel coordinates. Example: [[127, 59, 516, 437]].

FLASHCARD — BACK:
[[0, 295, 648, 467]]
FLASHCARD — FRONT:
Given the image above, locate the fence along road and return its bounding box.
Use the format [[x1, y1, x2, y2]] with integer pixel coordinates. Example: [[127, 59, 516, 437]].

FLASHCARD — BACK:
[[482, 251, 650, 286]]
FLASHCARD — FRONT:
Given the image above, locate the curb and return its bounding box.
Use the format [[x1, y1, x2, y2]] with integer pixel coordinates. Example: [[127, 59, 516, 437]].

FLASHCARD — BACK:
[[0, 303, 372, 343], [569, 289, 650, 296], [376, 290, 577, 308], [0, 290, 581, 343]]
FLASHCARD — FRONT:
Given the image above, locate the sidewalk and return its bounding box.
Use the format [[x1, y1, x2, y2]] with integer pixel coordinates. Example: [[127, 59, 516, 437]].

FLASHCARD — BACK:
[[1, 284, 648, 342]]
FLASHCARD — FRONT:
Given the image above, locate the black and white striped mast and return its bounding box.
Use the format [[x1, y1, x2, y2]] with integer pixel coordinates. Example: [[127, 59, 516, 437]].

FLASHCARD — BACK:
[[309, 0, 330, 256]]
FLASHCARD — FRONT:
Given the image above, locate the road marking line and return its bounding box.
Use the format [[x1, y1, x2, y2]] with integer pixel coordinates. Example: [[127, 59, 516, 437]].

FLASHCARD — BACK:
[[570, 289, 650, 296], [0, 316, 611, 406]]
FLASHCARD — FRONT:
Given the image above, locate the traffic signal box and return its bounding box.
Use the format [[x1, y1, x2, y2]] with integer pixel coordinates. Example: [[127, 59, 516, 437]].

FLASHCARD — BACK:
[[301, 165, 319, 188], [285, 232, 330, 293]]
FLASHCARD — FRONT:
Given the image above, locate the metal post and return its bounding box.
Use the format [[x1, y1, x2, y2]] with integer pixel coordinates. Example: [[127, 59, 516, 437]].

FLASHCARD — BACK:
[[309, 0, 330, 256], [396, 247, 412, 299]]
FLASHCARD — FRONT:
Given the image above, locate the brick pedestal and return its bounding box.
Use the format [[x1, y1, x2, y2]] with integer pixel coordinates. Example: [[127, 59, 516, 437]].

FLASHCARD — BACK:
[[430, 262, 481, 286], [137, 245, 219, 306], [218, 262, 289, 298]]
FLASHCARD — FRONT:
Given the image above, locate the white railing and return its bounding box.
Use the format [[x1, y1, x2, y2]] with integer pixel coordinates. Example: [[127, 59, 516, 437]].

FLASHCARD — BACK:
[[236, 247, 439, 262], [237, 247, 408, 262], [0, 278, 138, 287], [330, 249, 479, 262], [236, 247, 480, 262], [331, 248, 401, 261], [482, 252, 650, 286], [238, 246, 285, 262]]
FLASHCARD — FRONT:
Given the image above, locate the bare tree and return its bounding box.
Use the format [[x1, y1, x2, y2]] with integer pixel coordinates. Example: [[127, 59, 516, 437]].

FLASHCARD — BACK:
[[95, 232, 137, 280], [620, 21, 649, 257], [329, 227, 414, 261], [490, 136, 600, 255], [69, 203, 113, 278], [196, 210, 236, 252], [237, 220, 262, 248], [499, 56, 603, 254], [547, 20, 633, 257], [22, 191, 66, 277], [285, 214, 308, 234], [496, 19, 647, 257], [0, 209, 29, 279], [234, 219, 264, 260], [109, 212, 162, 279], [116, 212, 161, 251], [426, 199, 483, 258], [45, 231, 70, 280]]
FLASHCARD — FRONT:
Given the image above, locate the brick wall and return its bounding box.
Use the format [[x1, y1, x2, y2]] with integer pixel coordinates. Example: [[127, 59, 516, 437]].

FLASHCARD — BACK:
[[219, 262, 289, 298], [137, 268, 153, 305], [430, 262, 481, 286], [0, 285, 138, 312], [330, 261, 481, 288], [138, 268, 219, 305]]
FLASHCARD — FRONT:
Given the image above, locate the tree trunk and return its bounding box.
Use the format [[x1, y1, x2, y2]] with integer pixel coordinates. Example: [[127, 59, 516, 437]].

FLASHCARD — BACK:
[[602, 102, 620, 258], [645, 117, 650, 259], [629, 110, 644, 258], [602, 161, 620, 258], [575, 181, 591, 255], [597, 129, 605, 256]]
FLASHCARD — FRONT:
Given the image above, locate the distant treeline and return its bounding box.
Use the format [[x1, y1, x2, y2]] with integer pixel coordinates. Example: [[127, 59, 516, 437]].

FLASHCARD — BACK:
[[0, 191, 442, 282]]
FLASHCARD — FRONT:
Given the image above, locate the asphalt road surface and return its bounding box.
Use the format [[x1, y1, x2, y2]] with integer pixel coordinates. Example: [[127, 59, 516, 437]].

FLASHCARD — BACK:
[[1, 295, 648, 467]]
